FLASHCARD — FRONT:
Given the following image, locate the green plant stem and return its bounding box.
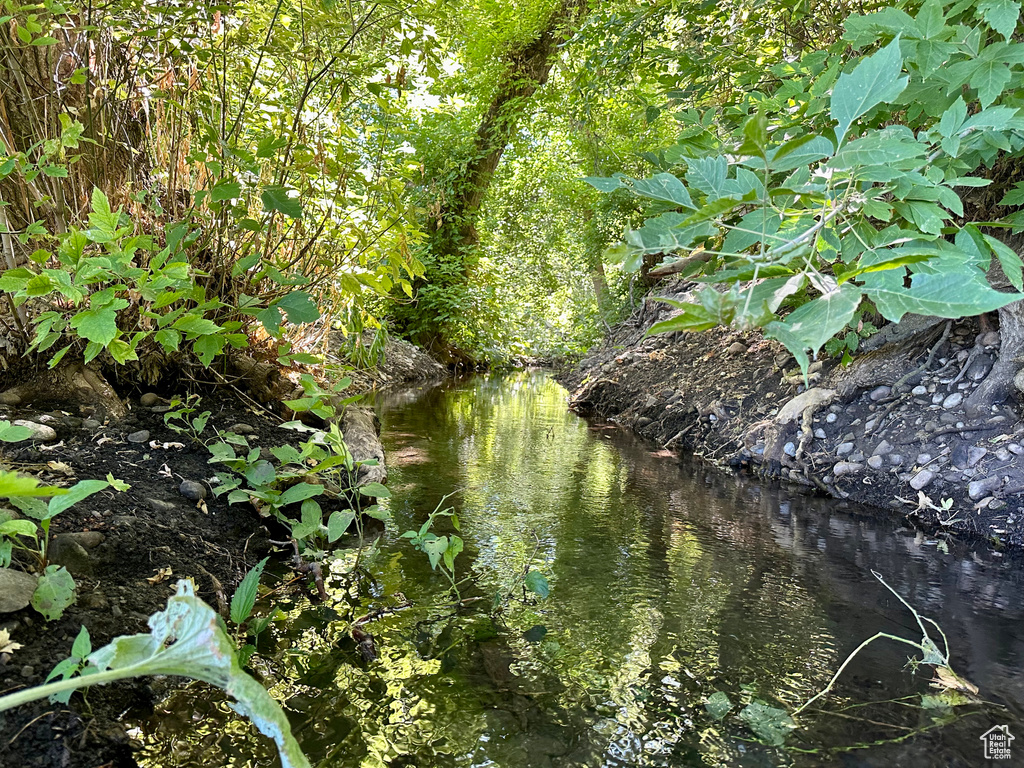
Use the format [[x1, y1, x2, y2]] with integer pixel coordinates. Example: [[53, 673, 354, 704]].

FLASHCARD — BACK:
[[0, 666, 131, 712], [793, 632, 926, 716]]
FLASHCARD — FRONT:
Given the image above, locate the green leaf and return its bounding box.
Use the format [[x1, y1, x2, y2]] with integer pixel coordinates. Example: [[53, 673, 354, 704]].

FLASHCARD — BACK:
[[705, 691, 732, 720], [172, 314, 222, 338], [422, 535, 448, 570], [358, 482, 391, 498], [290, 500, 322, 541], [48, 479, 109, 518], [193, 333, 227, 367], [524, 570, 550, 599], [32, 565, 76, 621], [978, 0, 1021, 40], [260, 186, 302, 219], [983, 235, 1024, 291], [0, 471, 66, 498], [771, 284, 862, 359], [583, 176, 624, 193], [245, 461, 276, 488], [274, 292, 319, 325], [831, 37, 908, 145], [647, 300, 719, 334], [771, 135, 834, 172], [154, 328, 181, 352], [327, 510, 354, 542], [685, 156, 728, 199], [864, 268, 1021, 322], [71, 626, 92, 659], [82, 582, 311, 767], [739, 702, 796, 746], [69, 306, 118, 346], [210, 181, 241, 202], [442, 535, 463, 572], [0, 421, 35, 442], [279, 482, 323, 506], [627, 173, 694, 209], [970, 59, 1012, 108], [230, 557, 268, 625]]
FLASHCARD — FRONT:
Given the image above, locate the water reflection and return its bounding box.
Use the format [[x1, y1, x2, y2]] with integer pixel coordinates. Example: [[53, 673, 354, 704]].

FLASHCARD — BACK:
[[135, 371, 1024, 767]]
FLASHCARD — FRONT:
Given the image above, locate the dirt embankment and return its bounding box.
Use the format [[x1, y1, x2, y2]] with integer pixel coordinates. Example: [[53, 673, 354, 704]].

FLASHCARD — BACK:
[[0, 340, 446, 768], [560, 277, 1024, 550]]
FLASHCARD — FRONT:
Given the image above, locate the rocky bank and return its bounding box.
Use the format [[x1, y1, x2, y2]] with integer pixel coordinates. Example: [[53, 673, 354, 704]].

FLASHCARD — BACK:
[[561, 277, 1024, 550]]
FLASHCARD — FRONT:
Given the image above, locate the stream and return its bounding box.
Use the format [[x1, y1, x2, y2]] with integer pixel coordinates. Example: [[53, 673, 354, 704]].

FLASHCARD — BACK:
[[135, 371, 1024, 767]]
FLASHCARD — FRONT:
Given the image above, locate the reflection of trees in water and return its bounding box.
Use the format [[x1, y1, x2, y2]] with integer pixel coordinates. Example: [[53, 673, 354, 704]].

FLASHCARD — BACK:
[[135, 373, 1024, 767]]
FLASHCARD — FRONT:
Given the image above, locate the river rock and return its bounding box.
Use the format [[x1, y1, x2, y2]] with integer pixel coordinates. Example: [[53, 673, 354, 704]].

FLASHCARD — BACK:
[[872, 440, 893, 456], [11, 420, 57, 442], [140, 393, 161, 407], [84, 418, 101, 430], [917, 453, 932, 465], [727, 342, 748, 355], [869, 386, 891, 401], [837, 442, 854, 457], [867, 455, 884, 470], [980, 331, 1000, 347], [814, 428, 826, 440], [833, 462, 863, 477], [890, 454, 903, 466], [0, 568, 38, 612], [783, 441, 796, 457], [911, 385, 928, 396], [969, 476, 1002, 500], [942, 392, 963, 409], [910, 470, 936, 490], [128, 429, 150, 443], [148, 498, 177, 514], [967, 447, 988, 468], [231, 423, 257, 435], [46, 536, 93, 576], [0, 392, 21, 406], [826, 413, 837, 423], [179, 480, 207, 501]]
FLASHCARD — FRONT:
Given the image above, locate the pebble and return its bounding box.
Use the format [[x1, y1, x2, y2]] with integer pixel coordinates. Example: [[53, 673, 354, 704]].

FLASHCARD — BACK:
[[46, 536, 94, 576], [932, 393, 945, 405], [911, 385, 928, 396], [140, 393, 161, 406], [967, 362, 990, 381], [127, 430, 150, 443], [910, 470, 936, 490], [890, 454, 903, 466], [837, 442, 854, 456], [84, 418, 101, 430], [872, 440, 893, 456], [150, 405, 171, 414], [727, 342, 748, 355], [833, 462, 864, 477], [980, 331, 1000, 347], [825, 413, 837, 423], [942, 392, 963, 409], [967, 447, 988, 468], [111, 603, 122, 619], [636, 417, 652, 428], [783, 442, 796, 457], [0, 392, 21, 406], [968, 476, 1001, 500], [869, 386, 891, 401], [62, 416, 83, 429], [20, 665, 34, 678], [12, 420, 57, 442], [1010, 444, 1023, 455], [867, 455, 884, 469], [179, 480, 207, 501], [814, 428, 826, 440], [996, 448, 1012, 461]]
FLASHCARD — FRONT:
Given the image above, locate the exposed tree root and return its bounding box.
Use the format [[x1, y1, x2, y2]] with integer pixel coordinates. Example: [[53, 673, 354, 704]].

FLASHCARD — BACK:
[[0, 361, 126, 419]]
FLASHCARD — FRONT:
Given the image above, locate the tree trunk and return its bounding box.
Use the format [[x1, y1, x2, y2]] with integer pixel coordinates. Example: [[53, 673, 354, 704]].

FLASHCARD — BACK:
[[398, 0, 588, 352]]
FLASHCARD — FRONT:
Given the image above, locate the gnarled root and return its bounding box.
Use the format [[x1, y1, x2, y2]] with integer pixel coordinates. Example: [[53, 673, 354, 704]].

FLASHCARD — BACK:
[[967, 299, 1024, 415], [0, 361, 127, 419]]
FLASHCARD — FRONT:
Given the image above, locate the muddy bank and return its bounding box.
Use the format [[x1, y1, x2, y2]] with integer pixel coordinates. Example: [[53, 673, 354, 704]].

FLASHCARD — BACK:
[[561, 277, 1024, 550], [0, 341, 446, 768]]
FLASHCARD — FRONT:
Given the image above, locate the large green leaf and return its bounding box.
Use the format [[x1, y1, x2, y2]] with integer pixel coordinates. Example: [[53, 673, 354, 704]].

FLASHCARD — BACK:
[[275, 291, 320, 324], [739, 702, 796, 746], [628, 173, 695, 209], [32, 564, 75, 621], [771, 284, 861, 357], [69, 306, 118, 346], [864, 268, 1021, 321], [831, 37, 908, 145], [260, 186, 302, 219], [48, 479, 109, 517]]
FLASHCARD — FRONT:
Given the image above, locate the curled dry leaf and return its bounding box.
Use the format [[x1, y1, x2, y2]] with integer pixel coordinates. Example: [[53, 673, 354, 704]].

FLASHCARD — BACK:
[[38, 441, 66, 452], [147, 566, 173, 584], [149, 441, 186, 450], [0, 628, 23, 654], [46, 461, 73, 476], [158, 464, 173, 479], [930, 665, 979, 696]]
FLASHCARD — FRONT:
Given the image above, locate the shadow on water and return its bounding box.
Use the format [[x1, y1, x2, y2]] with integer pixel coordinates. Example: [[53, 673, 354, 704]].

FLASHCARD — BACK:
[[133, 371, 1024, 767]]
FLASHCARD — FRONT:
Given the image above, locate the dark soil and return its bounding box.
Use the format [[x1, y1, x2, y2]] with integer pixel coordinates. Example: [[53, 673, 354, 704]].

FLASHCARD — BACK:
[[0, 335, 447, 768], [560, 276, 1024, 552], [0, 392, 303, 768]]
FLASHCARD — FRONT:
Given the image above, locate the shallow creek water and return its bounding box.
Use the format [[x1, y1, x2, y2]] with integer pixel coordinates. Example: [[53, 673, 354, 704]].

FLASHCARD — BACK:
[[136, 371, 1024, 767]]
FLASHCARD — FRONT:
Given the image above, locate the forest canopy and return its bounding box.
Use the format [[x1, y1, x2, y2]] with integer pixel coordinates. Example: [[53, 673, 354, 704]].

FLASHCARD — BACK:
[[1, 0, 1024, 380]]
